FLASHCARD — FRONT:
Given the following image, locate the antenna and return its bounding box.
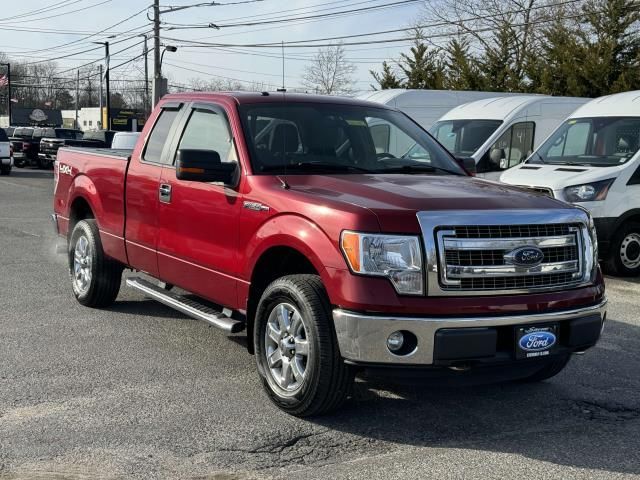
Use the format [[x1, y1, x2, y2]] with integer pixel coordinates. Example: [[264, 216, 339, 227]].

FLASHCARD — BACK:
[[281, 40, 285, 91]]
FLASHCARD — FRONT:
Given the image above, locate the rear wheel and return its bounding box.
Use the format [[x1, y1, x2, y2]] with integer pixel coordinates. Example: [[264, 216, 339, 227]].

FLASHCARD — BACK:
[[254, 274, 354, 417], [14, 158, 25, 168], [69, 219, 123, 307], [521, 354, 571, 382], [604, 222, 640, 276]]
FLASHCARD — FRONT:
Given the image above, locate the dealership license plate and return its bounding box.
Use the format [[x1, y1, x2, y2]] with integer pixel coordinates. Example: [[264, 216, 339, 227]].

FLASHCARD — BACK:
[[515, 324, 558, 359]]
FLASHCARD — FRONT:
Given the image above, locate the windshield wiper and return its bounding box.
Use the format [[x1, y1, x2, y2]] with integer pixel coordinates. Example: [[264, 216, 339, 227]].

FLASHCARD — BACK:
[[375, 164, 463, 176], [260, 162, 374, 174]]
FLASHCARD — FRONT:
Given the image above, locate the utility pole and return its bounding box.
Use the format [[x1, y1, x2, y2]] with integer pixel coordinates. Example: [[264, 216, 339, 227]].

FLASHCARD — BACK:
[[104, 42, 111, 130], [75, 70, 80, 129], [153, 0, 162, 107], [99, 64, 103, 129], [141, 34, 149, 116]]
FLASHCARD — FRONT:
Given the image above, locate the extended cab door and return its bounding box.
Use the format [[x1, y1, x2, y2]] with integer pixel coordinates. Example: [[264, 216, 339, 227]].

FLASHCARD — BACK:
[[125, 102, 185, 276], [156, 102, 243, 309]]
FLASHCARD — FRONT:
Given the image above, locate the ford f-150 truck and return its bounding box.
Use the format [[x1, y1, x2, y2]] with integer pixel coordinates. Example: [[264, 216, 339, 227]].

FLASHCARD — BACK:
[[52, 92, 607, 416]]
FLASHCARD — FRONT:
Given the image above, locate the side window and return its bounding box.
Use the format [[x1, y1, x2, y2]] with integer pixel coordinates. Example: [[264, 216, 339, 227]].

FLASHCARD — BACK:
[[366, 117, 425, 160], [489, 122, 535, 170], [177, 109, 235, 163], [143, 108, 180, 164]]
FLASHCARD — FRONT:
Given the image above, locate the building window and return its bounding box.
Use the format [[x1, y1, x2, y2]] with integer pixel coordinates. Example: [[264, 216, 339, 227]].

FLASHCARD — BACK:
[[83, 120, 87, 126], [89, 120, 93, 126]]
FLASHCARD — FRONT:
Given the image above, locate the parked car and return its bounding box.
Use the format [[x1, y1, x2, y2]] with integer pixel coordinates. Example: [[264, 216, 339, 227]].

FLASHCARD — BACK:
[[3, 126, 15, 138], [0, 127, 12, 175], [52, 92, 606, 416], [10, 127, 35, 168], [82, 129, 117, 148], [111, 131, 140, 150], [501, 90, 640, 276], [39, 128, 104, 168], [429, 96, 589, 179]]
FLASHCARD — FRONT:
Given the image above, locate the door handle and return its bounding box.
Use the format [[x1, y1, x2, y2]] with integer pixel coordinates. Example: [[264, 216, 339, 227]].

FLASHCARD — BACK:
[[159, 183, 172, 203]]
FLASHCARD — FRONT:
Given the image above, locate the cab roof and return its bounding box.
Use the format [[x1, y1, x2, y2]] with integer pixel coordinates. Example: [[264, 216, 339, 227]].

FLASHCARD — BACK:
[[162, 91, 392, 110], [438, 95, 590, 122], [570, 90, 640, 118]]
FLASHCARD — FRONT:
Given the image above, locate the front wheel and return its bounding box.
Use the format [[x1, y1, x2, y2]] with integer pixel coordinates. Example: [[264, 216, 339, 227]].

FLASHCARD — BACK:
[[254, 275, 354, 417], [604, 222, 640, 276], [69, 219, 123, 307]]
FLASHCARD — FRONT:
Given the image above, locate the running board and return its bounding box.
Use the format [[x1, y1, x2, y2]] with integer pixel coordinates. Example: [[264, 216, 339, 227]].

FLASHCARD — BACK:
[[126, 277, 245, 334]]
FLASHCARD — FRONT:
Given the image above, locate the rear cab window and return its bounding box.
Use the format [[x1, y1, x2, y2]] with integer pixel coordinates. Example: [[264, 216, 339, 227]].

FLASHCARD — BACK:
[[143, 108, 181, 165]]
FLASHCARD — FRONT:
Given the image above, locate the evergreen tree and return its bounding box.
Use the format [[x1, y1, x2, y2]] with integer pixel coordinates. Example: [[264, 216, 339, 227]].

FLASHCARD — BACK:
[[480, 23, 520, 91], [370, 61, 404, 90], [443, 38, 483, 90], [398, 39, 445, 89]]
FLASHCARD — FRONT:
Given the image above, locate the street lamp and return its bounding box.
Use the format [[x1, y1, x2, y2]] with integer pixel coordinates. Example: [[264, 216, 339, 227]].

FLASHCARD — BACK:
[[160, 45, 178, 70]]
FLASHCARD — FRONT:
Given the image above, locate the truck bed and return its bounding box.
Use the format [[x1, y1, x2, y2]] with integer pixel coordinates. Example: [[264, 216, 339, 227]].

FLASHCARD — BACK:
[[56, 146, 131, 264]]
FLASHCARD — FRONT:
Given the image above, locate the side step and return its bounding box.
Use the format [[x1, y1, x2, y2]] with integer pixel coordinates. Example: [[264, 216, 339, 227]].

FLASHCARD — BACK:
[[126, 277, 245, 334]]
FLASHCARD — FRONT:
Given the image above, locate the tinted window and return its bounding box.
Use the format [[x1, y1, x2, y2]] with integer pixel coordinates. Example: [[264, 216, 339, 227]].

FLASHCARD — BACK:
[[177, 109, 235, 163], [143, 109, 180, 164], [56, 129, 83, 140], [32, 129, 44, 139], [14, 128, 33, 138], [0, 129, 7, 142]]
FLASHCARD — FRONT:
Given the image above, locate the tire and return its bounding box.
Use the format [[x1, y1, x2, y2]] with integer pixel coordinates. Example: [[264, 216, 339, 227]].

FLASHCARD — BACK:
[[68, 219, 123, 307], [254, 274, 354, 417], [0, 166, 10, 176], [36, 157, 46, 169], [14, 159, 25, 168], [521, 354, 571, 382], [603, 222, 640, 277]]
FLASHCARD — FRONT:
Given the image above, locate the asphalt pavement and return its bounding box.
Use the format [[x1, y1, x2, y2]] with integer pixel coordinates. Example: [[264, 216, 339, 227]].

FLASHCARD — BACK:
[[0, 168, 638, 480]]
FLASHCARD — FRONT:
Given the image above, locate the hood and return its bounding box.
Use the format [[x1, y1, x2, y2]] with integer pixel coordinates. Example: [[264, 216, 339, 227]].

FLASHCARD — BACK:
[[500, 163, 622, 190], [281, 173, 569, 233]]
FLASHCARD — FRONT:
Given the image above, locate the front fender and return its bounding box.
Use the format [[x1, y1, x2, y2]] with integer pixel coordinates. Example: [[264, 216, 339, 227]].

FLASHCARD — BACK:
[[243, 213, 346, 294]]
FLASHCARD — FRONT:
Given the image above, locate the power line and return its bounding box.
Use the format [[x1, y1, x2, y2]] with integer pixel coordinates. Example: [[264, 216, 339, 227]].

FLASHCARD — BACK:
[[0, 0, 85, 22], [0, 0, 113, 26], [163, 0, 421, 29]]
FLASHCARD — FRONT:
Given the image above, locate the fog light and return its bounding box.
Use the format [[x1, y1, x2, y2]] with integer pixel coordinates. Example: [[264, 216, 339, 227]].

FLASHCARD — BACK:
[[387, 331, 404, 352]]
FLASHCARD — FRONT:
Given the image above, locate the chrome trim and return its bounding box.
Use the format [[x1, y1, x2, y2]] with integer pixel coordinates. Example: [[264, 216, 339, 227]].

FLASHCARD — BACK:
[[447, 260, 579, 278], [516, 185, 555, 197], [417, 209, 595, 296], [333, 298, 607, 365], [443, 235, 576, 250]]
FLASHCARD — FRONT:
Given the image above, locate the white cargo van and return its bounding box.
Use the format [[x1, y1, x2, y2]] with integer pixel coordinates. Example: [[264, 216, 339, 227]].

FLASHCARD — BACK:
[[358, 89, 529, 129], [429, 96, 588, 179], [501, 90, 640, 276]]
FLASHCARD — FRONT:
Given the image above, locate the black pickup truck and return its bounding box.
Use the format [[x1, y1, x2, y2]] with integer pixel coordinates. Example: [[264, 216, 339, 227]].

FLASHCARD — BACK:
[[38, 128, 108, 168], [10, 127, 35, 168]]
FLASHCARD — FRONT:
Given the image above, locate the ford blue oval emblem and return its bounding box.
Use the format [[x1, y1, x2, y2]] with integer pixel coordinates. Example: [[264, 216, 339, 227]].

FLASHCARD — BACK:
[[506, 246, 545, 267], [519, 331, 557, 351]]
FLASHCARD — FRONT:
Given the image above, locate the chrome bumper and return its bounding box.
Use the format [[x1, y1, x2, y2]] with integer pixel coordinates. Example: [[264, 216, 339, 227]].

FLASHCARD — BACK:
[[333, 298, 607, 365]]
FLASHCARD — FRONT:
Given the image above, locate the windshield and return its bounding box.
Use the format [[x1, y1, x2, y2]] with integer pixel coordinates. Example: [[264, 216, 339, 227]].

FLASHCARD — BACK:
[[238, 103, 465, 175], [530, 117, 640, 167], [56, 129, 83, 140], [14, 128, 33, 138], [429, 119, 503, 156]]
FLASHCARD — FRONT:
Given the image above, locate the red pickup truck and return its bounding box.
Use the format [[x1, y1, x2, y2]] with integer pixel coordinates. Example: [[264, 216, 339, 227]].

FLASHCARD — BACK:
[[52, 92, 607, 416]]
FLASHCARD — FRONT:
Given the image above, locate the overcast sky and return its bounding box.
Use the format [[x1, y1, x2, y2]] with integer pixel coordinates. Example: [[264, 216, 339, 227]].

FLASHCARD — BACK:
[[0, 0, 425, 93]]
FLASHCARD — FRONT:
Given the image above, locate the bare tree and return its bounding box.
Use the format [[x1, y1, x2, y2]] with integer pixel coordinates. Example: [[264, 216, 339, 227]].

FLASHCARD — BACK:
[[302, 43, 356, 95]]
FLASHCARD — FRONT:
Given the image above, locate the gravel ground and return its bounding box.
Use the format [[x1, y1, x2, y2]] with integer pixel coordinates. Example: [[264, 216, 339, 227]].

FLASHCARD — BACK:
[[0, 168, 638, 479]]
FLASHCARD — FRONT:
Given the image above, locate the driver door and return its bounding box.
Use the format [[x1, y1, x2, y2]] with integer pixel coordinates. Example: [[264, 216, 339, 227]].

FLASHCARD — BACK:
[[157, 102, 243, 309]]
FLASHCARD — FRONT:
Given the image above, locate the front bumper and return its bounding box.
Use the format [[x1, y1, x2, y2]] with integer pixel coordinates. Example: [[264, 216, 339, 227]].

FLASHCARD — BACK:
[[333, 298, 607, 366], [1, 157, 11, 166]]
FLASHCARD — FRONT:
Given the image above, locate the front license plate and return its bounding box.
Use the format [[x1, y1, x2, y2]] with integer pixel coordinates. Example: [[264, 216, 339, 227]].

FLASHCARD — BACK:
[[515, 324, 558, 359]]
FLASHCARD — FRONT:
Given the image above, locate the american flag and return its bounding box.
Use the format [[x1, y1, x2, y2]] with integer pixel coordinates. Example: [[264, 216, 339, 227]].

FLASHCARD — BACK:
[[0, 75, 8, 87]]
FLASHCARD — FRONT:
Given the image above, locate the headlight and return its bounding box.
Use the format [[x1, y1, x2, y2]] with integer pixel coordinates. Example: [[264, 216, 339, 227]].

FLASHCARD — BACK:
[[564, 178, 615, 202], [341, 231, 423, 295]]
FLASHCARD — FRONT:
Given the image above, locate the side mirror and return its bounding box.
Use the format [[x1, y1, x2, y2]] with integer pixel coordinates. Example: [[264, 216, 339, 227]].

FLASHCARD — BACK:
[[456, 156, 477, 176], [175, 149, 237, 184]]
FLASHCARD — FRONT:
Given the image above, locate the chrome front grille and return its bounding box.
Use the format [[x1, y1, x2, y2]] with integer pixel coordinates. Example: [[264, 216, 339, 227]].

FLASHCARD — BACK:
[[515, 185, 555, 198], [417, 210, 596, 296]]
